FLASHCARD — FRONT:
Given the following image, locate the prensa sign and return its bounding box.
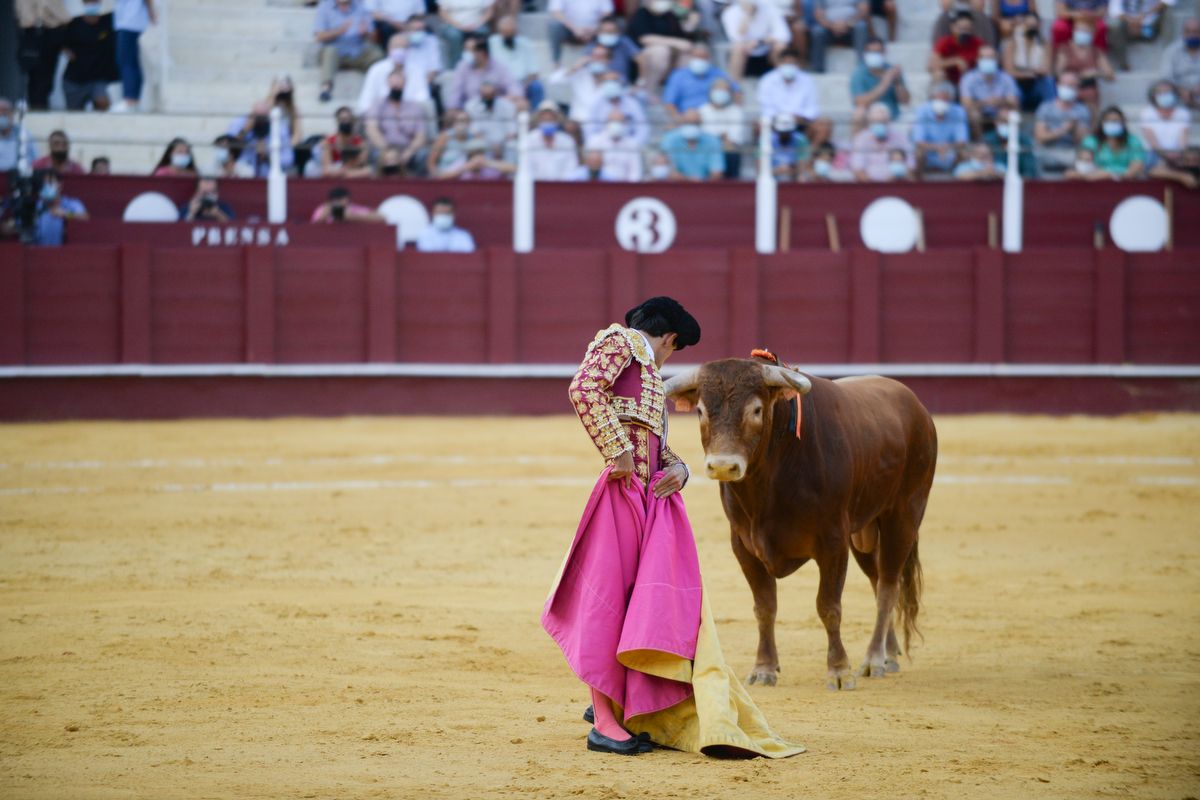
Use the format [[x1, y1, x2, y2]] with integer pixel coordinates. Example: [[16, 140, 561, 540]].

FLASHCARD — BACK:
[[190, 225, 292, 247]]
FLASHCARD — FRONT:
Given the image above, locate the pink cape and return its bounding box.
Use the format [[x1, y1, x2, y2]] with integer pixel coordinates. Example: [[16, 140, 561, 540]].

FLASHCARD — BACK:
[[541, 467, 703, 720]]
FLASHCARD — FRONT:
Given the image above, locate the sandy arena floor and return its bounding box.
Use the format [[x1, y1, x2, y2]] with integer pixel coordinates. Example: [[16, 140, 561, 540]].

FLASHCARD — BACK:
[[1, 413, 1198, 799]]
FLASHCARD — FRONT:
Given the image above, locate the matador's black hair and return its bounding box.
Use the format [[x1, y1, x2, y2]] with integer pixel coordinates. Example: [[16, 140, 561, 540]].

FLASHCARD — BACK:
[[624, 296, 701, 351]]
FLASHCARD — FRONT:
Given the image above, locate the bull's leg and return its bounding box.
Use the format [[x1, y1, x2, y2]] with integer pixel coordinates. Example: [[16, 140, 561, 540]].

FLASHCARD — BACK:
[[860, 513, 914, 678], [816, 544, 853, 690], [731, 531, 780, 686], [852, 537, 901, 675]]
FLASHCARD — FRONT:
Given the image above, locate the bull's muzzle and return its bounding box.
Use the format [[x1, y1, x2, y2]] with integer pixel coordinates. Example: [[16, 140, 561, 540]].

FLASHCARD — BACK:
[[705, 454, 747, 482]]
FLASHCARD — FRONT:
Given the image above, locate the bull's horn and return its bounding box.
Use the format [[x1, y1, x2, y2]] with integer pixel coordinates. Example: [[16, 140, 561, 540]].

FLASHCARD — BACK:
[[664, 367, 701, 397], [762, 364, 812, 395]]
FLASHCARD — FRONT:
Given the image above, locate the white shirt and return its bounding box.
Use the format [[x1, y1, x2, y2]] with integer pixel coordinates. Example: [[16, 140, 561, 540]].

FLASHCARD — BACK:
[[585, 94, 650, 145], [1138, 105, 1191, 151], [721, 1, 790, 50], [548, 0, 614, 31], [364, 0, 425, 21], [699, 101, 748, 146], [438, 0, 494, 30], [756, 67, 820, 120], [415, 225, 476, 252], [584, 131, 643, 181], [489, 34, 538, 82], [524, 129, 580, 180], [563, 70, 605, 124], [407, 36, 445, 77], [357, 55, 433, 112]]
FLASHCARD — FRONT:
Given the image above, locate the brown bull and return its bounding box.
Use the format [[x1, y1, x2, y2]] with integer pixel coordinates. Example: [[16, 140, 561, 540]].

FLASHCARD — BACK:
[[665, 358, 937, 690]]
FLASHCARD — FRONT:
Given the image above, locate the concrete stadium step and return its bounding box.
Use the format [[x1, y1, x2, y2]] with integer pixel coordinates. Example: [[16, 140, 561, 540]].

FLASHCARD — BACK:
[[167, 35, 311, 71], [167, 5, 316, 40]]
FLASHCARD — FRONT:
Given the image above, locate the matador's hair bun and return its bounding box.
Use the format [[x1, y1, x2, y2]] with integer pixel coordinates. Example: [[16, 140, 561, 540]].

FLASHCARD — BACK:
[[624, 296, 701, 351]]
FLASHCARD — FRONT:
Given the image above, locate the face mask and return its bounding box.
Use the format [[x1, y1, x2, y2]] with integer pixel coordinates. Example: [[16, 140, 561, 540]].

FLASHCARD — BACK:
[[601, 80, 621, 99], [51, 149, 68, 162], [1102, 120, 1124, 137], [588, 60, 606, 75], [996, 124, 1009, 139], [650, 163, 671, 179], [539, 121, 559, 136], [813, 159, 832, 177], [338, 121, 354, 135], [710, 88, 731, 106], [481, 95, 495, 110], [1057, 85, 1077, 102], [888, 161, 908, 178], [863, 52, 885, 69], [82, 3, 102, 15], [502, 35, 516, 48], [41, 183, 59, 201], [957, 32, 972, 44], [688, 58, 709, 76], [331, 204, 346, 222], [1187, 36, 1200, 50], [870, 122, 888, 140], [433, 213, 454, 230], [650, 0, 672, 13], [381, 164, 402, 176], [409, 30, 427, 45], [390, 48, 407, 64], [931, 98, 949, 116], [978, 58, 997, 74], [1156, 91, 1177, 108], [388, 88, 404, 101], [598, 33, 619, 47], [171, 153, 191, 169], [276, 90, 293, 103], [1074, 159, 1095, 174], [773, 119, 796, 133], [679, 123, 701, 140], [1072, 29, 1093, 46], [778, 64, 800, 80], [214, 146, 229, 163]]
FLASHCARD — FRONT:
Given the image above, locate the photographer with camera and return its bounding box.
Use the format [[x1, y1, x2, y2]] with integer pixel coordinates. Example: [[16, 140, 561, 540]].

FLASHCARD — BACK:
[[179, 177, 235, 223], [309, 186, 385, 224], [2, 170, 89, 245]]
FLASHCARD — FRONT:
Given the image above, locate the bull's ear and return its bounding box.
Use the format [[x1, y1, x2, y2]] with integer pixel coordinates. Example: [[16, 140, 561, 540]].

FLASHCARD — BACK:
[[664, 367, 700, 412], [762, 364, 812, 395]]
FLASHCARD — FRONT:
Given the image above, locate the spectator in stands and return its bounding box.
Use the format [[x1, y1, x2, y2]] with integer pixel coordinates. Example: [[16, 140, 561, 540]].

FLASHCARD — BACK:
[[212, 134, 255, 178], [436, 0, 496, 69], [435, 136, 515, 178], [953, 141, 1003, 180], [366, 0, 424, 46], [585, 71, 648, 144], [90, 156, 111, 175], [807, 141, 855, 181], [466, 80, 519, 156], [1002, 10, 1054, 111], [152, 138, 197, 177], [1139, 80, 1199, 189], [1054, 20, 1114, 117], [571, 149, 616, 180], [0, 100, 26, 172], [314, 0, 383, 103], [699, 78, 747, 178], [548, 0, 614, 68], [588, 16, 642, 85], [1161, 19, 1200, 109], [912, 81, 969, 176], [663, 43, 739, 119], [983, 116, 1037, 177], [849, 102, 910, 181], [21, 171, 88, 245], [771, 114, 810, 181], [758, 48, 819, 125], [31, 131, 85, 176], [365, 68, 431, 175], [1033, 71, 1091, 171], [1107, 0, 1168, 71], [1079, 106, 1146, 179], [558, 46, 615, 127], [228, 101, 295, 177], [660, 110, 724, 181], [428, 109, 478, 174], [311, 186, 386, 223], [416, 197, 476, 252], [1063, 143, 1099, 179], [358, 34, 430, 113], [932, 0, 996, 48], [959, 45, 1019, 136], [1051, 0, 1108, 53], [16, 0, 70, 111], [112, 0, 155, 112], [647, 151, 673, 180], [322, 106, 373, 178], [583, 109, 644, 180], [179, 178, 235, 222], [405, 17, 446, 108], [722, 0, 791, 80], [810, 0, 867, 74], [851, 38, 910, 129], [269, 75, 305, 152], [930, 10, 984, 86], [627, 0, 695, 90], [490, 15, 545, 108], [61, 2, 116, 112], [992, 0, 1034, 40], [523, 101, 581, 180], [376, 146, 405, 176], [871, 0, 897, 43], [448, 35, 520, 110]]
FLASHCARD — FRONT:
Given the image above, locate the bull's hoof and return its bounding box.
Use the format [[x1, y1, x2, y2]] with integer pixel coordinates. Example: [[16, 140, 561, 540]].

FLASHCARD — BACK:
[[826, 669, 856, 691], [746, 666, 779, 686], [858, 660, 886, 678], [884, 658, 901, 674]]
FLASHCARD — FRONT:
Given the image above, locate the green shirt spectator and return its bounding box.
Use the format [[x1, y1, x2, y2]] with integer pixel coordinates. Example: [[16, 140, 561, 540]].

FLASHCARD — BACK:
[[1080, 133, 1145, 175]]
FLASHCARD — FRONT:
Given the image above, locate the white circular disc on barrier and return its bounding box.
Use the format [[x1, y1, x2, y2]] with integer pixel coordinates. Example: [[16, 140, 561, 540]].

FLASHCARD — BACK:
[[615, 197, 677, 253], [859, 197, 919, 253], [1109, 195, 1168, 252], [377, 195, 431, 246], [122, 192, 180, 222]]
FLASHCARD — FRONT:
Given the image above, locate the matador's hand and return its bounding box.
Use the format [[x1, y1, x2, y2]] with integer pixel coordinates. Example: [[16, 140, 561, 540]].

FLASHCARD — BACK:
[[609, 450, 635, 488], [653, 463, 688, 499]]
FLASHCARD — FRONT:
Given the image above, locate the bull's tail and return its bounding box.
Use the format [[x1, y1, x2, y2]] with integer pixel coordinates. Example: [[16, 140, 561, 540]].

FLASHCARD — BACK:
[[897, 540, 924, 656]]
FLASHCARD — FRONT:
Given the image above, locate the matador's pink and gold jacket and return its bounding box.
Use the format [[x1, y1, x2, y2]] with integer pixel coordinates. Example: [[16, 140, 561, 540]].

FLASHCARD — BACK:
[[568, 324, 686, 486]]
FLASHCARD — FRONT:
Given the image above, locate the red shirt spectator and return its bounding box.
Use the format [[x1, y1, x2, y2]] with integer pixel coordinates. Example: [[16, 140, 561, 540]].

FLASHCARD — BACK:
[[31, 130, 85, 176], [932, 25, 983, 86]]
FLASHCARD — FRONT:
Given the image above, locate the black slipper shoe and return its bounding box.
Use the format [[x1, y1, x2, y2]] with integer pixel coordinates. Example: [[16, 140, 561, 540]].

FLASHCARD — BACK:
[[586, 728, 642, 755], [583, 705, 594, 724]]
